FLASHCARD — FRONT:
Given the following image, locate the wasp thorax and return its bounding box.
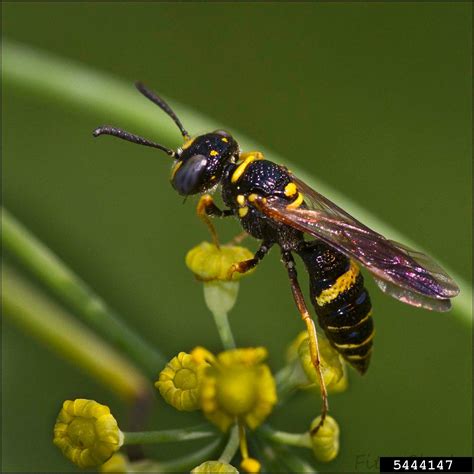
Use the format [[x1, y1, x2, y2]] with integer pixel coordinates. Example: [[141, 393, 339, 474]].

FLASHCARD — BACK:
[[171, 131, 239, 196]]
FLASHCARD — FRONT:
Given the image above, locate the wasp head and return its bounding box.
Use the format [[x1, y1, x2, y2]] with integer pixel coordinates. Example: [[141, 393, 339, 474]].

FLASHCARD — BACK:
[[93, 83, 239, 196], [171, 130, 239, 196]]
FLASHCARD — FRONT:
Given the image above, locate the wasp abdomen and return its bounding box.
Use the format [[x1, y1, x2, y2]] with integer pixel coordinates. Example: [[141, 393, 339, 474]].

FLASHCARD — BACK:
[[297, 242, 374, 374]]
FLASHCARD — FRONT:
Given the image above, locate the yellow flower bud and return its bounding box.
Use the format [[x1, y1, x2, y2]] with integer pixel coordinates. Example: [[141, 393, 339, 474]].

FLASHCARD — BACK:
[[191, 460, 239, 473], [199, 347, 277, 432], [155, 351, 209, 411], [186, 241, 255, 282], [53, 399, 123, 469], [310, 415, 340, 462], [241, 457, 261, 473], [286, 331, 309, 363], [100, 453, 128, 473], [298, 335, 347, 392], [328, 363, 349, 394], [101, 454, 165, 473]]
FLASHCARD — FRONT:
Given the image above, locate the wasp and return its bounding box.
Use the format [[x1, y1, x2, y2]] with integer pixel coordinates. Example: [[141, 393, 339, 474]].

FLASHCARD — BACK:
[[93, 82, 460, 432]]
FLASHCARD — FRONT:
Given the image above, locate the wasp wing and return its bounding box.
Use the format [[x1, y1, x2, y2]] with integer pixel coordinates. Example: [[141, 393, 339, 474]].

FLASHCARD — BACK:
[[255, 173, 459, 311], [372, 277, 452, 312]]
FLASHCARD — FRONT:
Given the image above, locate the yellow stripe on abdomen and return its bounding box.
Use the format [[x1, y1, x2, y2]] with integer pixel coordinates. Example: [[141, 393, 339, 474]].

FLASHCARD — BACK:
[[315, 260, 360, 306]]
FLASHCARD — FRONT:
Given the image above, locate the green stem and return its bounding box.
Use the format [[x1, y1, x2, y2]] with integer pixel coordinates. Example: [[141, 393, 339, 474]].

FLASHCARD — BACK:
[[2, 207, 166, 377], [123, 425, 218, 445], [256, 431, 318, 473], [218, 425, 240, 464], [1, 265, 151, 401], [272, 444, 318, 474], [210, 310, 236, 350], [259, 425, 311, 449], [157, 438, 222, 472], [204, 282, 238, 350], [275, 366, 296, 402], [3, 39, 471, 325]]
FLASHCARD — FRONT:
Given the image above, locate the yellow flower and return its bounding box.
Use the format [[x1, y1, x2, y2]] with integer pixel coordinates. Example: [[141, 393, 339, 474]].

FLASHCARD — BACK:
[[155, 352, 209, 411], [286, 331, 309, 363], [310, 415, 340, 463], [100, 453, 128, 473], [186, 241, 255, 282], [241, 457, 261, 473], [328, 363, 349, 394], [191, 460, 239, 473], [101, 454, 165, 473], [298, 334, 347, 392], [193, 347, 277, 432], [53, 399, 123, 469]]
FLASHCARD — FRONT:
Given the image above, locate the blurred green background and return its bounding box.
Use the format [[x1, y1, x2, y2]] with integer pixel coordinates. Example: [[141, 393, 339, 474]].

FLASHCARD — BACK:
[[2, 2, 472, 472]]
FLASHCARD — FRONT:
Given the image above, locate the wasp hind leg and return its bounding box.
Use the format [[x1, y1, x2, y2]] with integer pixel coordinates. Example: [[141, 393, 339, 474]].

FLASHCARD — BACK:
[[227, 241, 273, 279], [196, 194, 234, 248], [281, 250, 329, 435]]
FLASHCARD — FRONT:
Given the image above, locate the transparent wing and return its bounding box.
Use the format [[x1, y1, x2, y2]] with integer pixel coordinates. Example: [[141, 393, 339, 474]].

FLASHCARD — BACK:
[[254, 172, 459, 310]]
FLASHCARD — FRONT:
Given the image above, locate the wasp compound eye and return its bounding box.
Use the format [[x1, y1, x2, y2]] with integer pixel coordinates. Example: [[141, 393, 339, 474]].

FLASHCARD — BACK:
[[172, 154, 208, 196]]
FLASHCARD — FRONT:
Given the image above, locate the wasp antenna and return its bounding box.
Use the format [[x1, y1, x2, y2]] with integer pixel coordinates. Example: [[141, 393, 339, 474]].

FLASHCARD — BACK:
[[135, 82, 190, 139], [93, 126, 175, 156]]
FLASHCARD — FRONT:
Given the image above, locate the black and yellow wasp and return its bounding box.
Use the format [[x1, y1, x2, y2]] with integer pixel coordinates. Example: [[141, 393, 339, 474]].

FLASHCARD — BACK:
[[93, 82, 460, 430]]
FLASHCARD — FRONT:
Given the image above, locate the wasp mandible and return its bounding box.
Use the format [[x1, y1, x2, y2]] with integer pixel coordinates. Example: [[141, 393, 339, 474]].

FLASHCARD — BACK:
[[93, 82, 460, 432]]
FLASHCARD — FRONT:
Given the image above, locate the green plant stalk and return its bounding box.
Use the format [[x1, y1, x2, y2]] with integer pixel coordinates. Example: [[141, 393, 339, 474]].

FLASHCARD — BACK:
[[275, 360, 308, 402], [3, 39, 471, 324], [259, 424, 311, 449], [2, 265, 151, 401], [272, 443, 317, 474], [124, 425, 218, 445], [210, 309, 236, 350], [218, 425, 240, 464], [2, 208, 166, 376], [203, 282, 238, 350], [254, 433, 317, 474], [157, 438, 222, 472]]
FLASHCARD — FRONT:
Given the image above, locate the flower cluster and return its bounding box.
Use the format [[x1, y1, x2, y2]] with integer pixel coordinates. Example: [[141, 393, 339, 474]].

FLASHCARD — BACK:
[[156, 346, 277, 432], [52, 241, 348, 472], [194, 346, 277, 431]]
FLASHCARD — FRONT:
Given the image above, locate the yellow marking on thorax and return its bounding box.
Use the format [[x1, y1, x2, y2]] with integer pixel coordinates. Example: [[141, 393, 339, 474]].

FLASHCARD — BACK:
[[170, 160, 182, 179], [316, 260, 360, 306], [248, 193, 266, 204], [333, 330, 375, 350], [221, 137, 229, 143], [286, 192, 304, 209], [238, 207, 249, 218], [284, 182, 298, 197], [236, 194, 249, 218], [231, 153, 264, 183], [181, 137, 195, 150], [210, 150, 219, 157]]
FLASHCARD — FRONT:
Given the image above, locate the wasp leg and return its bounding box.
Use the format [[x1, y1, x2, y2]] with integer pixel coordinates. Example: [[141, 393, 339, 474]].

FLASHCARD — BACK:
[[281, 250, 329, 435], [196, 194, 234, 248], [227, 241, 273, 279], [228, 230, 249, 245]]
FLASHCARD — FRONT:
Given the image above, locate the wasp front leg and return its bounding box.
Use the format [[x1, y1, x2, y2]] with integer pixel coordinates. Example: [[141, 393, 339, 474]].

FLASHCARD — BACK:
[[227, 241, 273, 280], [281, 250, 329, 435], [196, 194, 234, 248]]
